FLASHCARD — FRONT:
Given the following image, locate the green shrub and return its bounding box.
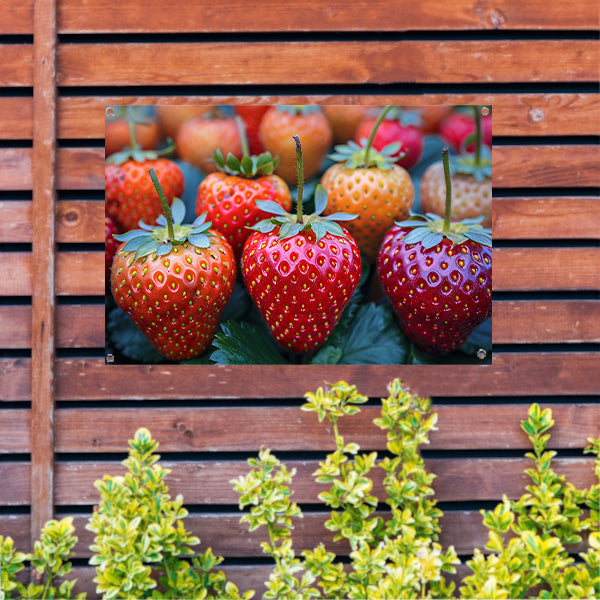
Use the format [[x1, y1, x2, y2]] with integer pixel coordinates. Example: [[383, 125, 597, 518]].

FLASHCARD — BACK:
[[233, 379, 599, 599], [1, 380, 597, 599]]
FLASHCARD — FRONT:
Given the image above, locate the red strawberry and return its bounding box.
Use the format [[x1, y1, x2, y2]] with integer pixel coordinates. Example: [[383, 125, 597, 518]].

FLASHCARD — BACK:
[[105, 115, 184, 232], [233, 105, 270, 155], [355, 107, 424, 171], [105, 212, 119, 283], [321, 105, 415, 263], [105, 157, 184, 232], [439, 109, 492, 154], [196, 121, 292, 262], [155, 105, 214, 140], [377, 148, 492, 355], [258, 106, 332, 185], [111, 169, 236, 361], [176, 111, 242, 174], [242, 136, 362, 353]]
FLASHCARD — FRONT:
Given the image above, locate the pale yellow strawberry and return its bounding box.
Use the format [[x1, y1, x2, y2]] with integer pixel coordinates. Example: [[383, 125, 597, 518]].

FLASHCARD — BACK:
[[419, 161, 492, 227]]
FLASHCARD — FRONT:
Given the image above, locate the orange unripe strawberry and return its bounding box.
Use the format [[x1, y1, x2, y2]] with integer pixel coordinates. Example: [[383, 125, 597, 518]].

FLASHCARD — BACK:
[[258, 106, 332, 185]]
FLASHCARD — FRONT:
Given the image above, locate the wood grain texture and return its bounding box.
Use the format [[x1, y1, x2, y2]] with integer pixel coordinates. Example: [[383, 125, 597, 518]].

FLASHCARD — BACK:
[[31, 0, 58, 545], [494, 300, 600, 343], [56, 41, 599, 86], [0, 45, 33, 86], [1, 508, 589, 558], [494, 248, 600, 291], [5, 197, 598, 245], [0, 98, 33, 139], [0, 410, 30, 453], [0, 149, 32, 191], [2, 299, 597, 349], [5, 0, 598, 34], [493, 145, 600, 188], [493, 197, 600, 239], [48, 456, 596, 506], [5, 248, 597, 296], [3, 354, 599, 402], [54, 94, 600, 139], [57, 0, 599, 32], [52, 404, 600, 453]]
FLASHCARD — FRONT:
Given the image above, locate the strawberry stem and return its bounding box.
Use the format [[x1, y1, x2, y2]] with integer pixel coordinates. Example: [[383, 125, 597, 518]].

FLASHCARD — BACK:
[[293, 135, 303, 223], [473, 105, 482, 166], [149, 168, 175, 240], [442, 147, 452, 234], [235, 115, 250, 156], [364, 104, 393, 165]]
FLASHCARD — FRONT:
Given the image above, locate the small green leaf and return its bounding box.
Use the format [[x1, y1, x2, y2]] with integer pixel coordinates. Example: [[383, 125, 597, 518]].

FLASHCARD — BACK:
[[255, 200, 290, 217], [170, 198, 186, 225], [226, 153, 241, 172], [121, 235, 153, 253], [113, 229, 149, 242], [314, 184, 329, 215], [188, 233, 211, 248], [156, 243, 172, 256]]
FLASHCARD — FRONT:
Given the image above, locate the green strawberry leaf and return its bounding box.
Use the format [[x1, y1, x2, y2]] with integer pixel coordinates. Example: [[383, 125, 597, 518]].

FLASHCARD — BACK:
[[310, 302, 409, 365], [187, 233, 211, 248], [314, 184, 329, 215], [156, 242, 172, 256], [107, 306, 165, 363], [120, 235, 152, 253], [459, 317, 492, 357], [170, 197, 186, 225], [210, 320, 290, 365], [255, 200, 290, 217], [113, 229, 148, 242]]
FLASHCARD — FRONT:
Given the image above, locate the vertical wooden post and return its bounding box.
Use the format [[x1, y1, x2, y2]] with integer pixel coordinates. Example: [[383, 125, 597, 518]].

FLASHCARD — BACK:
[[31, 0, 58, 546]]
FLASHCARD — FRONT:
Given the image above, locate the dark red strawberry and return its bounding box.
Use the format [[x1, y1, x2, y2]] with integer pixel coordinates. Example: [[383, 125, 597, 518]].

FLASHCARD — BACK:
[[439, 108, 492, 154], [111, 169, 236, 361], [242, 135, 362, 353], [105, 115, 183, 232], [377, 148, 492, 355], [196, 117, 292, 262], [355, 107, 424, 170], [105, 211, 119, 283], [233, 105, 270, 155]]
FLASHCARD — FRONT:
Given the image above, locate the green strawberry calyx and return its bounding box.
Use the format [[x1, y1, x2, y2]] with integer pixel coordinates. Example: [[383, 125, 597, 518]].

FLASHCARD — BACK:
[[248, 135, 357, 242], [328, 104, 407, 170], [113, 168, 217, 261], [211, 116, 280, 178], [396, 148, 492, 249]]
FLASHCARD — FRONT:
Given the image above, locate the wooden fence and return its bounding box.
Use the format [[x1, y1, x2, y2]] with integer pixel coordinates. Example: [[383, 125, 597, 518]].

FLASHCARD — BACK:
[[1, 0, 598, 596]]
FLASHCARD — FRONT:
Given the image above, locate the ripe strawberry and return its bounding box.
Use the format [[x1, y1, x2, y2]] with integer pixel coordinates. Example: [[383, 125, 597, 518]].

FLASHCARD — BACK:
[[320, 105, 415, 263], [322, 105, 372, 144], [105, 115, 184, 232], [233, 105, 270, 155], [111, 169, 236, 361], [196, 120, 292, 262], [421, 106, 492, 227], [105, 118, 159, 158], [242, 136, 361, 353], [355, 107, 424, 171], [439, 109, 492, 154], [176, 111, 242, 174], [258, 106, 332, 185], [105, 211, 119, 283], [377, 148, 492, 355]]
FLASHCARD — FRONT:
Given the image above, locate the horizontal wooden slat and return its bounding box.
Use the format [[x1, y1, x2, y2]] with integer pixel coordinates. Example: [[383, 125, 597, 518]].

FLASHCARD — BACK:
[[2, 247, 596, 297], [0, 200, 104, 243], [0, 508, 588, 560], [494, 300, 600, 344], [1, 353, 597, 402], [493, 197, 600, 239], [57, 0, 600, 32], [0, 98, 33, 139], [4, 0, 597, 34], [56, 41, 598, 87], [0, 410, 30, 453], [3, 145, 598, 192], [494, 145, 599, 188], [1, 462, 30, 505], [3, 298, 596, 350], [495, 248, 600, 291], [49, 456, 596, 505], [0, 45, 33, 86], [53, 93, 600, 139], [5, 198, 598, 245], [53, 404, 599, 453]]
